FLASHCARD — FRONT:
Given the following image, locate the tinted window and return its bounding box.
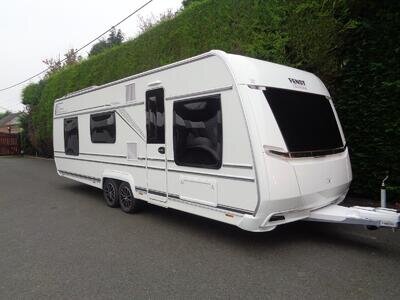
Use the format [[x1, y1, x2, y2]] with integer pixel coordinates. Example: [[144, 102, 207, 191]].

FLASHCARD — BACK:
[[173, 95, 222, 169], [146, 88, 165, 144], [90, 112, 116, 143], [263, 88, 343, 152], [64, 117, 79, 155]]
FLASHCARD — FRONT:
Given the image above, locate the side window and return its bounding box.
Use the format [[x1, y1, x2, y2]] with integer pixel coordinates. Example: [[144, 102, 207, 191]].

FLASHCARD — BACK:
[[146, 88, 165, 144], [64, 117, 79, 156], [173, 95, 222, 169], [90, 112, 116, 143]]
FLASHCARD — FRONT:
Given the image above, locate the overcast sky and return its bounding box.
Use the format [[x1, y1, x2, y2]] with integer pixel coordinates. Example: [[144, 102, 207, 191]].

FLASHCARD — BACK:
[[0, 0, 183, 113]]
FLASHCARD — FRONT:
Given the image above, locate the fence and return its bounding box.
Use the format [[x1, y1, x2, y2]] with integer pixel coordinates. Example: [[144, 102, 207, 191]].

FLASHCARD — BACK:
[[0, 133, 21, 155]]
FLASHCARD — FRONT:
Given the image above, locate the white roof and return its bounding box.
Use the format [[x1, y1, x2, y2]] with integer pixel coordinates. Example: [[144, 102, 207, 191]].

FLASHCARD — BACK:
[[215, 51, 329, 96], [56, 50, 329, 102]]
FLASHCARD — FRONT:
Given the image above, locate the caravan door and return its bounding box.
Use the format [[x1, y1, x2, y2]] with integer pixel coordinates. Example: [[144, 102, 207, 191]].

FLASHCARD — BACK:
[[145, 88, 167, 202]]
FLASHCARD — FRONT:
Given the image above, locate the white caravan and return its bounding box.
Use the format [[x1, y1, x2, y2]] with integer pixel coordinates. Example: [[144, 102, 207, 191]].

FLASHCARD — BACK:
[[53, 50, 399, 232]]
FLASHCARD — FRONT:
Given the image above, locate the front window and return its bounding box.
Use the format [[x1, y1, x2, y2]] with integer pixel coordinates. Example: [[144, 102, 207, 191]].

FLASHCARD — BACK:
[[263, 88, 344, 156]]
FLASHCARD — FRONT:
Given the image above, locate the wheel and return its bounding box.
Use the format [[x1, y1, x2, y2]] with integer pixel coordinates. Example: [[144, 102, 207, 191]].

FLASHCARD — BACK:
[[103, 179, 119, 208], [119, 182, 142, 213]]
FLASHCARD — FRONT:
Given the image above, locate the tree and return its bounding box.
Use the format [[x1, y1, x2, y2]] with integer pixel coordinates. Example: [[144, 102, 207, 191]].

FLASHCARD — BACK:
[[107, 27, 124, 45], [42, 57, 62, 77], [88, 39, 109, 57], [42, 48, 82, 77], [89, 28, 124, 57], [64, 49, 82, 66]]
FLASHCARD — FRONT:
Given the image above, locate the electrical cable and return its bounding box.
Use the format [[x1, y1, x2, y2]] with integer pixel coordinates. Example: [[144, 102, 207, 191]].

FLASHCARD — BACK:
[[0, 0, 153, 93]]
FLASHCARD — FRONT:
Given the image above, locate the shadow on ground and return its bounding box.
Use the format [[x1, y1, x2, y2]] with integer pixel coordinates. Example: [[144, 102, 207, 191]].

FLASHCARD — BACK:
[[60, 182, 400, 258]]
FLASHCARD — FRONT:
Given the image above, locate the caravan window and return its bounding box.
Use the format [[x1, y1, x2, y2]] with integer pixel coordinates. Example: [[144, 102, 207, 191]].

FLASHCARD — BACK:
[[64, 117, 79, 156], [90, 112, 116, 143], [146, 88, 165, 144], [173, 95, 222, 169]]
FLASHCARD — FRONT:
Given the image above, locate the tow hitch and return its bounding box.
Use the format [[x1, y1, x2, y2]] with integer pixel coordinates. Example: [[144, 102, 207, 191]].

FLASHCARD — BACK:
[[306, 205, 400, 230]]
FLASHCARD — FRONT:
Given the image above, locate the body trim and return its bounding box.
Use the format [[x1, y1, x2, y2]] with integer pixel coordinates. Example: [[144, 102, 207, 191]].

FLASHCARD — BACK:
[[59, 170, 101, 182], [165, 85, 232, 101], [54, 101, 145, 119], [168, 167, 255, 182], [115, 109, 146, 141], [222, 163, 253, 169], [54, 155, 146, 168]]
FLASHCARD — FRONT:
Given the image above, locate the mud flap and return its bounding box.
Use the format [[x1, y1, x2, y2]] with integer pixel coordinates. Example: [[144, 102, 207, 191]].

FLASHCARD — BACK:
[[306, 205, 400, 229]]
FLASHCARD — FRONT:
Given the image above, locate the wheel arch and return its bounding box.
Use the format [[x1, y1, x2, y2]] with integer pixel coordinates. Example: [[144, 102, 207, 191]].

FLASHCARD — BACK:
[[101, 169, 135, 191]]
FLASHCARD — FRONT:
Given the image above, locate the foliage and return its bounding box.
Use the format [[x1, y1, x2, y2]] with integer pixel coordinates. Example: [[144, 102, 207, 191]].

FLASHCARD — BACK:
[[21, 0, 400, 199], [64, 49, 82, 66], [42, 57, 62, 77], [333, 0, 400, 200], [0, 110, 11, 119], [182, 0, 205, 8], [137, 10, 176, 33], [42, 48, 83, 78], [89, 28, 124, 57]]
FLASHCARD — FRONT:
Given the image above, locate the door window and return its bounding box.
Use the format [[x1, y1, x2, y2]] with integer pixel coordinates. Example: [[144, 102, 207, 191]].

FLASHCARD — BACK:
[[146, 88, 165, 144]]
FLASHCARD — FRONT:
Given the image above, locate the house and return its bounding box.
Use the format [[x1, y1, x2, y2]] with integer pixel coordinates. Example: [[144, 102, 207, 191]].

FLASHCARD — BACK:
[[0, 113, 23, 134]]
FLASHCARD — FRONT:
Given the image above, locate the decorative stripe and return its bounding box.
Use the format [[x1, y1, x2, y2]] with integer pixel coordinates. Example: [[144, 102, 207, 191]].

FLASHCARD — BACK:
[[59, 167, 254, 215], [216, 204, 254, 215], [167, 194, 253, 215], [135, 186, 147, 192], [222, 163, 253, 169], [165, 85, 233, 101], [147, 165, 165, 171], [55, 104, 107, 116], [54, 155, 146, 168], [55, 159, 254, 181], [167, 193, 180, 199], [115, 108, 145, 141], [148, 189, 166, 197], [59, 170, 101, 182], [53, 102, 144, 119], [168, 168, 255, 182], [147, 157, 165, 162], [79, 152, 127, 158]]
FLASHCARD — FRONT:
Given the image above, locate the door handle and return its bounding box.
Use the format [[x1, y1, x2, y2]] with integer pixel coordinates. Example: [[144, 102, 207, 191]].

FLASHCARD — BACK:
[[158, 146, 165, 154]]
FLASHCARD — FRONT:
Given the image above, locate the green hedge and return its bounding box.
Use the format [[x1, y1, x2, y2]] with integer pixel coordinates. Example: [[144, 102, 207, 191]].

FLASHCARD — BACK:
[[22, 0, 400, 200]]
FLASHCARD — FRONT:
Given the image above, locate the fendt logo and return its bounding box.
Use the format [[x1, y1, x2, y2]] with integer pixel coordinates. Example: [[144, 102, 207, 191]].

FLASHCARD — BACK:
[[288, 78, 307, 90]]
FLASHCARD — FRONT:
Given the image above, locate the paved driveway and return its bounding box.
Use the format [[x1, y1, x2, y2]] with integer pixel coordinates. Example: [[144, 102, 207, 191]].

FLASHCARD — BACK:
[[0, 157, 399, 299]]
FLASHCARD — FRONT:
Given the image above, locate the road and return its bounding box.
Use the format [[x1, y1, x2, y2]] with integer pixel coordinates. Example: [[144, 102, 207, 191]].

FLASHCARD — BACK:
[[0, 156, 399, 299]]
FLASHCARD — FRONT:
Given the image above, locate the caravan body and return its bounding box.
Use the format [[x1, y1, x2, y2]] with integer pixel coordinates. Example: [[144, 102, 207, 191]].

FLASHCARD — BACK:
[[53, 50, 358, 232]]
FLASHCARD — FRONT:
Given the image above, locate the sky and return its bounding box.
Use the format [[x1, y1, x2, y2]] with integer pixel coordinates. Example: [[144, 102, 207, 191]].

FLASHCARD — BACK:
[[0, 0, 183, 113]]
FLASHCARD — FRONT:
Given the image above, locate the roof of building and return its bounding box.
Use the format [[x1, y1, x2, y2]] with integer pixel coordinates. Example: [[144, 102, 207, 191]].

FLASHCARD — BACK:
[[0, 113, 23, 127]]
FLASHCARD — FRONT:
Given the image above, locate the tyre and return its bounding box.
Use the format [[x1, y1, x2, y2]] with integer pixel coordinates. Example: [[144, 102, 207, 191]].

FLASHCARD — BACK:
[[103, 179, 119, 208], [119, 182, 142, 213]]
